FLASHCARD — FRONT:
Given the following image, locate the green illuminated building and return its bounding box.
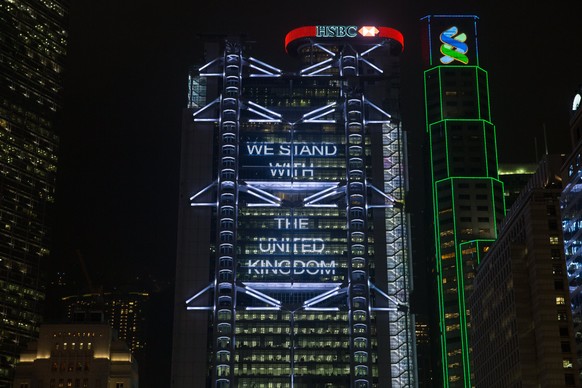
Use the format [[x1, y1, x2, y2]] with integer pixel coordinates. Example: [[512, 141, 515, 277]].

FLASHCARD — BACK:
[[0, 1, 69, 385], [421, 15, 505, 387]]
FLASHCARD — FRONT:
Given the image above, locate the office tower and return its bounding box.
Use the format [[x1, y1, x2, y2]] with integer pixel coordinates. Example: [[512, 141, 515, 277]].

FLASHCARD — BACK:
[[561, 86, 582, 382], [0, 1, 69, 385], [421, 15, 505, 387], [13, 319, 138, 388], [470, 155, 579, 387], [172, 25, 416, 387]]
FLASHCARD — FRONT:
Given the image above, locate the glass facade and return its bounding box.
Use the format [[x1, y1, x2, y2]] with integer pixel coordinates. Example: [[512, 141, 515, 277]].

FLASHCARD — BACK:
[[175, 27, 415, 388], [562, 144, 582, 381], [0, 0, 68, 384], [422, 15, 505, 387]]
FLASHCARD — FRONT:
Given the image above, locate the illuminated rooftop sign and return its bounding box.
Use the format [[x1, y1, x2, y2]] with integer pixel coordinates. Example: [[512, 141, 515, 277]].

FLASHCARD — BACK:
[[440, 26, 469, 64], [316, 25, 358, 38], [285, 25, 404, 53], [420, 14, 479, 67]]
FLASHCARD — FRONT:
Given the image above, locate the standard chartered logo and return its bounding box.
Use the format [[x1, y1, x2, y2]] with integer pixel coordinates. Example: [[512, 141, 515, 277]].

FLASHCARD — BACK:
[[439, 26, 469, 64]]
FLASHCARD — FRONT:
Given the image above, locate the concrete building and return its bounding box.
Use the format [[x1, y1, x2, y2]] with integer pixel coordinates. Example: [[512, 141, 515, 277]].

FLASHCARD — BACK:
[[13, 320, 138, 388], [470, 155, 579, 387]]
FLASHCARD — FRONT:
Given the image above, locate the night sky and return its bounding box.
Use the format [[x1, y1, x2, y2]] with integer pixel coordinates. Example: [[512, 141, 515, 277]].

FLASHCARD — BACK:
[[47, 0, 582, 383]]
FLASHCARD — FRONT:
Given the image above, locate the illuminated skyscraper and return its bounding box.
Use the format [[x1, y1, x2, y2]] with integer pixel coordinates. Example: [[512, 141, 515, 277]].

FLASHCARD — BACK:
[[422, 15, 505, 387], [0, 1, 69, 385], [172, 25, 416, 387]]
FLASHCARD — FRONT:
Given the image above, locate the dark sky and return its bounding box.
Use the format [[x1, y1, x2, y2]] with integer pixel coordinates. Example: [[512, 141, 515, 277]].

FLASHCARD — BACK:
[[51, 0, 582, 301]]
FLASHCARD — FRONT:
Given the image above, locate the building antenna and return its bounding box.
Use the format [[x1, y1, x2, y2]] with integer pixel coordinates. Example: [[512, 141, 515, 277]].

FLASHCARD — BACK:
[[543, 123, 549, 155]]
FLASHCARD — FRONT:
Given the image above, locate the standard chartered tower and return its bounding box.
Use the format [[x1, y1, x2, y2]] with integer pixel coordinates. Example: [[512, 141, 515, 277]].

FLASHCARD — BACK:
[[172, 25, 416, 388], [422, 15, 505, 387]]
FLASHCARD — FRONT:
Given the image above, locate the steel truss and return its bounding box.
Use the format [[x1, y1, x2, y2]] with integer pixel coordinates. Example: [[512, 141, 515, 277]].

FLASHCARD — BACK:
[[185, 38, 415, 387]]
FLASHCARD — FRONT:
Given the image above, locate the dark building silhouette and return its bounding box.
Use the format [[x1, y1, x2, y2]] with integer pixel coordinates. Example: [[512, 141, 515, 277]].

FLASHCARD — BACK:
[[172, 25, 416, 387], [499, 163, 537, 210], [470, 155, 579, 387], [0, 1, 69, 385]]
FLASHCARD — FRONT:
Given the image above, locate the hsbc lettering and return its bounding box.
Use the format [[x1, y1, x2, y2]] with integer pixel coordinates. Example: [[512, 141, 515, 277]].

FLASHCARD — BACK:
[[316, 25, 358, 38]]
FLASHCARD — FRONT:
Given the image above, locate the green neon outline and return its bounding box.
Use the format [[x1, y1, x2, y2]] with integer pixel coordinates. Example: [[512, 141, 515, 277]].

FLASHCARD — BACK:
[[429, 126, 449, 383], [451, 179, 471, 388], [438, 67, 443, 122], [434, 176, 503, 186], [490, 180, 498, 237], [450, 120, 456, 177], [484, 68, 492, 120], [475, 67, 481, 120], [424, 70, 430, 132], [482, 121, 489, 177], [425, 61, 503, 388]]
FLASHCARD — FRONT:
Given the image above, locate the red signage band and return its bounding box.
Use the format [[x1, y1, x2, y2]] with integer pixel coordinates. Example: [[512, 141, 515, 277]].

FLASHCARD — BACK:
[[284, 25, 404, 53]]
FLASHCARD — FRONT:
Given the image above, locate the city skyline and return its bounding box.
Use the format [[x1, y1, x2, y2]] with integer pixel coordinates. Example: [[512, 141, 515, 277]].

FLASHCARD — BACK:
[[40, 1, 582, 387], [51, 2, 582, 287]]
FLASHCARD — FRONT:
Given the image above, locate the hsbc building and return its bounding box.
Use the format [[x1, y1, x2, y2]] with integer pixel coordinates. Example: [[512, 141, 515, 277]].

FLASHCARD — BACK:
[[172, 24, 416, 388]]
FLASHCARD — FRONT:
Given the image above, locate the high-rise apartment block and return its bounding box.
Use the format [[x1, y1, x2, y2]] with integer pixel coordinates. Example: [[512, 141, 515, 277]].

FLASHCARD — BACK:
[[422, 15, 505, 387], [172, 25, 416, 387], [0, 1, 69, 384]]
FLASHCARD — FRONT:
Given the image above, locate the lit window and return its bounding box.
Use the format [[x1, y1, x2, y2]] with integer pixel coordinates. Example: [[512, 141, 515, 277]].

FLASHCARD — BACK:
[[563, 359, 573, 368], [556, 297, 566, 305]]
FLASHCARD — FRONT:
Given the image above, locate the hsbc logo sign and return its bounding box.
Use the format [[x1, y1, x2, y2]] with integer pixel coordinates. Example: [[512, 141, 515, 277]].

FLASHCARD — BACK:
[[316, 25, 380, 38], [316, 25, 358, 37]]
